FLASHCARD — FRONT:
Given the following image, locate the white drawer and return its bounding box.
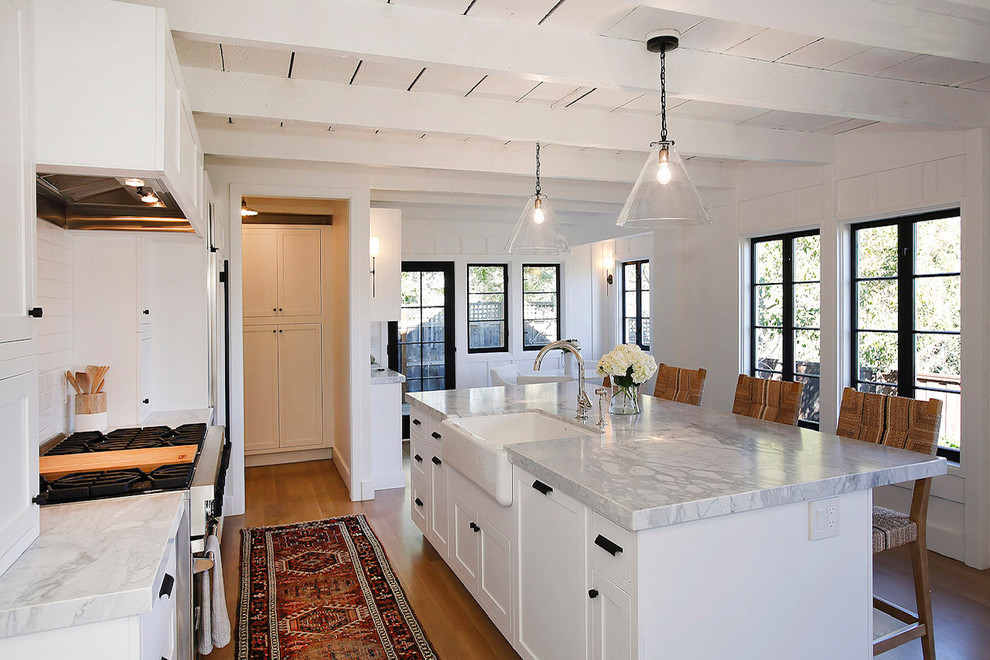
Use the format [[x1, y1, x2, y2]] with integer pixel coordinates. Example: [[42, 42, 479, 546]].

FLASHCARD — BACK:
[[409, 409, 429, 439], [141, 538, 178, 660], [589, 511, 636, 586], [410, 437, 429, 481], [410, 473, 430, 536]]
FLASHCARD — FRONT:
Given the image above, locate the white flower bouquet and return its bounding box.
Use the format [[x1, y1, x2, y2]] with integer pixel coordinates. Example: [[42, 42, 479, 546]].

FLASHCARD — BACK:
[[596, 344, 657, 414]]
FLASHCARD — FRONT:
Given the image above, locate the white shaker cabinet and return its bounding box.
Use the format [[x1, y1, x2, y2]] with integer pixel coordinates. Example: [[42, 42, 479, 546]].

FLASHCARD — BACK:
[[588, 568, 633, 660], [242, 227, 322, 318], [243, 325, 279, 453], [0, 0, 39, 579]]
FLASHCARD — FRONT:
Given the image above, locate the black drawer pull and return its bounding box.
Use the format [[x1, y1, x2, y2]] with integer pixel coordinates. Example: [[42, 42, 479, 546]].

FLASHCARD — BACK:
[[414, 454, 423, 463], [532, 480, 553, 495], [431, 431, 441, 440], [588, 589, 599, 599], [415, 497, 424, 507], [431, 456, 442, 466], [412, 418, 421, 426], [469, 522, 480, 532], [594, 534, 623, 556], [143, 309, 150, 315], [143, 398, 150, 404], [28, 307, 43, 318], [159, 573, 175, 599]]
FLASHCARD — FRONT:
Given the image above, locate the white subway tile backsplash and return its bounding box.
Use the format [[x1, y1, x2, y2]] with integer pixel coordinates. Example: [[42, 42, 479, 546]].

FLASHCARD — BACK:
[[36, 218, 74, 444]]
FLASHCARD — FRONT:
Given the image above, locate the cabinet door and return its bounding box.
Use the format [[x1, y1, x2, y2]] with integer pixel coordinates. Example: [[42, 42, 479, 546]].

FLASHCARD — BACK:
[[137, 237, 152, 327], [277, 228, 322, 317], [0, 0, 34, 345], [589, 568, 633, 660], [139, 333, 152, 419], [477, 512, 512, 636], [241, 227, 278, 318], [410, 474, 429, 537], [243, 325, 279, 453], [0, 370, 38, 577], [428, 451, 449, 556], [448, 490, 479, 588], [516, 472, 587, 660], [276, 323, 323, 448]]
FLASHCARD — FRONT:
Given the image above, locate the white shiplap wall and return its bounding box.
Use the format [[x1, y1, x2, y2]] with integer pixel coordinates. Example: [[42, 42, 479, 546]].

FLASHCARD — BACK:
[[35, 219, 73, 444]]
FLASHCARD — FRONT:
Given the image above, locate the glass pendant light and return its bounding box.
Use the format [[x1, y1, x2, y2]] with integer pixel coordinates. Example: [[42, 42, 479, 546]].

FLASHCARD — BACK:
[[616, 30, 712, 229], [505, 143, 570, 255]]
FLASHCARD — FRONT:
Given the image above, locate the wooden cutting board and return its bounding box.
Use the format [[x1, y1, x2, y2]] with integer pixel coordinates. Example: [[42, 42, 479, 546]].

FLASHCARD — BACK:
[[40, 446, 197, 479]]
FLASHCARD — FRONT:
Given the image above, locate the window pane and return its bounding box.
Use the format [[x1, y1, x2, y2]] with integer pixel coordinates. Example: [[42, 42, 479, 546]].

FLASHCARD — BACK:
[[401, 272, 420, 307], [756, 284, 783, 327], [793, 235, 820, 281], [468, 293, 505, 321], [640, 290, 651, 317], [858, 381, 897, 396], [755, 370, 782, 380], [400, 308, 421, 339], [421, 308, 445, 342], [421, 271, 445, 306], [525, 320, 557, 346], [641, 318, 651, 347], [469, 321, 505, 350], [641, 262, 650, 289], [857, 280, 898, 331], [915, 333, 960, 382], [857, 331, 898, 385], [755, 240, 783, 284], [524, 266, 557, 292], [916, 389, 961, 450], [796, 375, 820, 425], [625, 319, 637, 345], [915, 276, 960, 332], [795, 329, 820, 376], [857, 224, 898, 278], [402, 343, 421, 367], [624, 264, 637, 290], [915, 216, 960, 275], [794, 282, 820, 328], [524, 293, 557, 319], [756, 328, 783, 372], [469, 265, 505, 293], [624, 291, 637, 319]]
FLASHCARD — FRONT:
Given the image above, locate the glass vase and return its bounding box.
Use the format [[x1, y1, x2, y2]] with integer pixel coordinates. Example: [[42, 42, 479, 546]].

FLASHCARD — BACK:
[[609, 384, 641, 415]]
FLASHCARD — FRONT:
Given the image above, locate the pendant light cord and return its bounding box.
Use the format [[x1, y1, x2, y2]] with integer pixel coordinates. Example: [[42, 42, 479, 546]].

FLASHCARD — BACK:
[[535, 143, 542, 197], [659, 47, 668, 143]]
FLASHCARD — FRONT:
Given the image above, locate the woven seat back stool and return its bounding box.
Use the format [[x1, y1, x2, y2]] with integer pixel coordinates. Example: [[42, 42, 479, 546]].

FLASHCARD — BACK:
[[652, 363, 706, 406], [731, 374, 803, 426]]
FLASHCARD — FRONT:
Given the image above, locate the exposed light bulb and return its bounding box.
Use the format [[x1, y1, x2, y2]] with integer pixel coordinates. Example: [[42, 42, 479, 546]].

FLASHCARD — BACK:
[[533, 197, 545, 224], [138, 187, 159, 204], [656, 147, 672, 185], [241, 200, 259, 217], [124, 177, 145, 188]]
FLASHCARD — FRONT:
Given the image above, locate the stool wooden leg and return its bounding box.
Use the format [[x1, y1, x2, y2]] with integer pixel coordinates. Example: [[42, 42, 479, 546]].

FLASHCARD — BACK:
[[910, 538, 935, 660]]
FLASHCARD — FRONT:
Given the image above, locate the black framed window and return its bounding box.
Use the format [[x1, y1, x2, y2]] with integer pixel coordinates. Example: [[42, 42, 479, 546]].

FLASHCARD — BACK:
[[467, 264, 508, 353], [851, 209, 961, 461], [522, 264, 560, 350], [391, 261, 456, 395], [751, 230, 821, 428], [622, 260, 651, 350]]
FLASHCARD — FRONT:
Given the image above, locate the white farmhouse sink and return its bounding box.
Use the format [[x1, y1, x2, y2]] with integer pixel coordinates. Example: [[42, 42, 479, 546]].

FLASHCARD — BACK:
[[441, 411, 596, 506]]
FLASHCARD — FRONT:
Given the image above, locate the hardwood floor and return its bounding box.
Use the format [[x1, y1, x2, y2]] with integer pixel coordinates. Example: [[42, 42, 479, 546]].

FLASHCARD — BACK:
[[209, 453, 990, 660]]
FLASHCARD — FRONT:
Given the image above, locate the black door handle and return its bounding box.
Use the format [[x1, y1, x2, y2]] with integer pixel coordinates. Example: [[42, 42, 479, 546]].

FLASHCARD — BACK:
[[431, 431, 441, 440], [594, 534, 623, 557], [588, 589, 599, 599], [28, 307, 43, 318], [143, 398, 150, 404], [414, 454, 423, 463], [469, 522, 480, 532], [431, 456, 442, 466], [159, 573, 174, 599], [143, 309, 150, 315], [412, 418, 421, 426], [414, 497, 423, 507], [532, 480, 553, 495]]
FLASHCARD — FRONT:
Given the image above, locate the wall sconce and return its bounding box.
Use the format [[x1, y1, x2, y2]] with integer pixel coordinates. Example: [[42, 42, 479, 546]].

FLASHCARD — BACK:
[[603, 255, 614, 296], [370, 236, 380, 298]]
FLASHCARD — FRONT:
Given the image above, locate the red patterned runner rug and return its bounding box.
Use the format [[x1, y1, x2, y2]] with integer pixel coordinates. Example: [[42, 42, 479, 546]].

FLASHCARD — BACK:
[[237, 514, 439, 660]]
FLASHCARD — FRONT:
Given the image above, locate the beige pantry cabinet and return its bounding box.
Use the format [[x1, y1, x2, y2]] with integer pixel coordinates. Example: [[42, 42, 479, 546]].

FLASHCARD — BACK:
[[242, 227, 322, 318]]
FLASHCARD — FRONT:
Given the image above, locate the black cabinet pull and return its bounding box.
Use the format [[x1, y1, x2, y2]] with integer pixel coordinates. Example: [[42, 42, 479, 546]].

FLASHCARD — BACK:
[[28, 307, 43, 318], [594, 534, 623, 557], [469, 522, 480, 532], [414, 454, 423, 463], [532, 480, 553, 495], [143, 309, 150, 315], [414, 497, 424, 507], [273, 308, 277, 312], [412, 418, 422, 426], [431, 456, 442, 466], [431, 431, 441, 440], [588, 589, 599, 599], [159, 573, 174, 599], [143, 398, 150, 404]]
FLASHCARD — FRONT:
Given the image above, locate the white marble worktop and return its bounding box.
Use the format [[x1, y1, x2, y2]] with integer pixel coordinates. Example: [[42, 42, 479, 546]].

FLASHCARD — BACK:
[[407, 382, 947, 531], [0, 492, 186, 638], [371, 367, 406, 385]]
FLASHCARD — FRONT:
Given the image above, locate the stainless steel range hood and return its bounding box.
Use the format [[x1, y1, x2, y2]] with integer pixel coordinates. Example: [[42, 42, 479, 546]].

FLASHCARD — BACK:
[[37, 173, 195, 232]]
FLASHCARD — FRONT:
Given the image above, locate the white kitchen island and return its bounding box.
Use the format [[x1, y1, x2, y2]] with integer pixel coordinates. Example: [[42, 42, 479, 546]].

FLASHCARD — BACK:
[[406, 382, 946, 660]]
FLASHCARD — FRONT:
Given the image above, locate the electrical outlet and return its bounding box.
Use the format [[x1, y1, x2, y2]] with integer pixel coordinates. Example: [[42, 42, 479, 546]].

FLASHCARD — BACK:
[[809, 497, 840, 540]]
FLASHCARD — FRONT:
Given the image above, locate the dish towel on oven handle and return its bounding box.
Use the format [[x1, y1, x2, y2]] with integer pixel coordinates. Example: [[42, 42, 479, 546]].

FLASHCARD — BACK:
[[196, 534, 231, 654]]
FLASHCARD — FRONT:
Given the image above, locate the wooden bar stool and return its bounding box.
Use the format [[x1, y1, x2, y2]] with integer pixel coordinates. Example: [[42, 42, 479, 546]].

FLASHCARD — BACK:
[[731, 374, 803, 425], [836, 387, 943, 659], [652, 363, 707, 406]]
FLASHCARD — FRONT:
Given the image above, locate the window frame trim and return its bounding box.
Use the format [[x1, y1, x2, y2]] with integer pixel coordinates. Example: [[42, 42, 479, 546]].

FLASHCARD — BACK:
[[521, 262, 562, 351], [621, 259, 651, 351], [466, 263, 510, 354], [850, 208, 962, 462]]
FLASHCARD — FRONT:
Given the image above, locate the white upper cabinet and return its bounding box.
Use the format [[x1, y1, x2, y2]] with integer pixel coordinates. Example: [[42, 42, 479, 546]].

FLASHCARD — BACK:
[[33, 0, 205, 235]]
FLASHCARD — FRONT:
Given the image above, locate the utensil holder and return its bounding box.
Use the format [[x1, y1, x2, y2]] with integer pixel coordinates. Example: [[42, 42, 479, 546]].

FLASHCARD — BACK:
[[74, 392, 107, 415]]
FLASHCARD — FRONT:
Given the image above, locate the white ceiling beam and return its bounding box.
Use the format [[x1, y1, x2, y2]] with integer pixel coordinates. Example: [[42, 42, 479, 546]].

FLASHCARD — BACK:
[[185, 68, 833, 163], [632, 0, 990, 65], [195, 118, 739, 188], [141, 0, 990, 127]]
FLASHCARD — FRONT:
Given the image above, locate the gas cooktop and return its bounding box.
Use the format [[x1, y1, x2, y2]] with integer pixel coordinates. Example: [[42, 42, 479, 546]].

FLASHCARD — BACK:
[[37, 423, 208, 505]]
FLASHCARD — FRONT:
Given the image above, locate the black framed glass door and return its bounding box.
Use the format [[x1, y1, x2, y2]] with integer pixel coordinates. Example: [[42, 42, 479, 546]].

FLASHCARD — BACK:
[[388, 261, 456, 394]]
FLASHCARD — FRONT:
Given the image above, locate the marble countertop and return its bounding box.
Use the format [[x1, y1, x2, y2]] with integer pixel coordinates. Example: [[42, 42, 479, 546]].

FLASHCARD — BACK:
[[0, 492, 186, 638], [371, 367, 405, 384], [407, 382, 947, 531]]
